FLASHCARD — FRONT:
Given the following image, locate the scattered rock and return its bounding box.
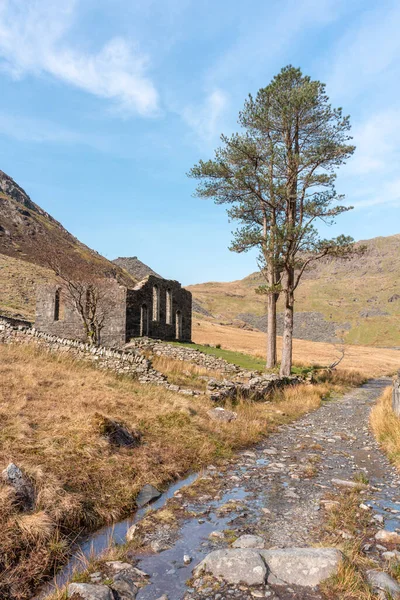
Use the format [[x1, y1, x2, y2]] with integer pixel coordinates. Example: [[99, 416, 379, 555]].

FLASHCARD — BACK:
[[366, 570, 400, 597], [136, 484, 161, 508], [150, 539, 170, 553], [232, 535, 265, 549], [193, 549, 268, 585], [95, 414, 142, 448], [209, 531, 225, 540], [382, 550, 400, 561], [105, 561, 134, 573], [260, 547, 342, 587], [111, 573, 138, 600], [331, 478, 368, 489], [2, 463, 35, 511], [207, 407, 237, 422], [375, 530, 400, 545], [67, 583, 113, 600], [320, 500, 340, 511], [373, 514, 384, 523], [126, 524, 137, 542]]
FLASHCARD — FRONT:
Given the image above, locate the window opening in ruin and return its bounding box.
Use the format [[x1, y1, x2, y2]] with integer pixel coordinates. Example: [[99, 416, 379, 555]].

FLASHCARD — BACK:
[[152, 285, 160, 321], [54, 288, 64, 321], [166, 288, 172, 324], [175, 310, 183, 340], [140, 304, 149, 336]]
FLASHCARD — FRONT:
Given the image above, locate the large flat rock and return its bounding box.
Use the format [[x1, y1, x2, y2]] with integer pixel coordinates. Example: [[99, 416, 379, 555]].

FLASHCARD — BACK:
[[260, 547, 342, 587], [193, 548, 268, 585], [67, 583, 114, 600]]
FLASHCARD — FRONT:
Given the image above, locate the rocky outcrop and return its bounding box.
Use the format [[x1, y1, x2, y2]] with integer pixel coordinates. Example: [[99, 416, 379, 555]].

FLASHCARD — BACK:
[[2, 463, 35, 511], [206, 374, 303, 403]]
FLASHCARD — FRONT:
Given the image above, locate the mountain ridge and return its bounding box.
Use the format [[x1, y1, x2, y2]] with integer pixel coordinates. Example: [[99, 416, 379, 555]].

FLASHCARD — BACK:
[[188, 234, 400, 347]]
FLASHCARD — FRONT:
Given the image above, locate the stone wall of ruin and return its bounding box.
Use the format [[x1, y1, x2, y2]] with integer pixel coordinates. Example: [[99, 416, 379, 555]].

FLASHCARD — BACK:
[[35, 283, 127, 347], [126, 275, 192, 342]]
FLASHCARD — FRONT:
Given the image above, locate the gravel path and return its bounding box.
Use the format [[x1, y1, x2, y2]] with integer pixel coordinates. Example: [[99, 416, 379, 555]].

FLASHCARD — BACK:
[[131, 378, 400, 600]]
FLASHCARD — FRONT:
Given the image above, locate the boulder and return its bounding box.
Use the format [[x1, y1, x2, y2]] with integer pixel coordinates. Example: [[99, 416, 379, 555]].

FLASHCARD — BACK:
[[207, 407, 237, 422], [136, 484, 161, 508], [111, 573, 138, 600], [375, 530, 400, 545], [366, 570, 400, 597], [95, 414, 142, 448], [232, 535, 265, 549], [193, 549, 268, 585], [2, 463, 35, 511], [260, 547, 342, 587], [67, 583, 113, 600]]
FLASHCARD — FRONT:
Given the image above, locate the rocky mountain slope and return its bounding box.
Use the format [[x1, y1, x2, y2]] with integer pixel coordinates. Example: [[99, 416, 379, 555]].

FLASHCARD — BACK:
[[0, 170, 136, 319], [112, 256, 161, 280], [188, 235, 400, 347]]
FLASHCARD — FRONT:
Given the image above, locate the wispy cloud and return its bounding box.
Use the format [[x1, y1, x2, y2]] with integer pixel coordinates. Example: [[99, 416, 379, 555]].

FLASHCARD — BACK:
[[182, 89, 228, 143], [347, 109, 400, 176], [0, 110, 96, 145], [326, 1, 400, 101], [0, 0, 158, 116]]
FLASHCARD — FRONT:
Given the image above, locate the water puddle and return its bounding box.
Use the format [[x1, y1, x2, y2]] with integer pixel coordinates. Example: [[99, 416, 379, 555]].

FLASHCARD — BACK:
[[37, 472, 199, 598]]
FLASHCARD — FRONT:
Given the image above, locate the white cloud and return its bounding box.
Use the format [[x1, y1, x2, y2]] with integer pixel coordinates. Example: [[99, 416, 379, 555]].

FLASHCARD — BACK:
[[326, 1, 400, 100], [182, 89, 228, 143], [347, 109, 400, 176], [0, 0, 158, 115]]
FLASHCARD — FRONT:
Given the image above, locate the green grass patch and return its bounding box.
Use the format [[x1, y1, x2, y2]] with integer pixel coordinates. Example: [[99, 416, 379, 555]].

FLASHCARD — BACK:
[[168, 341, 268, 371]]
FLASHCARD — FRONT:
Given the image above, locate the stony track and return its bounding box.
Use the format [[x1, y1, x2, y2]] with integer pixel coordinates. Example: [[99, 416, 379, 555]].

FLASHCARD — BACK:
[[127, 378, 400, 600]]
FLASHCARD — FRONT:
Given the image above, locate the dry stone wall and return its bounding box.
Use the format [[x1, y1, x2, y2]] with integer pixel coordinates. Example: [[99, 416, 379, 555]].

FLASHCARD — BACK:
[[126, 338, 240, 375], [0, 318, 166, 386], [0, 317, 304, 402]]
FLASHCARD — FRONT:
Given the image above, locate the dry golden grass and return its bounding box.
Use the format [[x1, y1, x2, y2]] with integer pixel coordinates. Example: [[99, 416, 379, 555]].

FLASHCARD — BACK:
[[0, 343, 335, 599], [192, 320, 400, 377], [321, 490, 378, 600], [370, 386, 400, 467], [151, 355, 224, 391]]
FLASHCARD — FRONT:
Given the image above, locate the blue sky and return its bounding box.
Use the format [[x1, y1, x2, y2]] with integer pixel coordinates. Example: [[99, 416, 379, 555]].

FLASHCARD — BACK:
[[0, 0, 399, 285]]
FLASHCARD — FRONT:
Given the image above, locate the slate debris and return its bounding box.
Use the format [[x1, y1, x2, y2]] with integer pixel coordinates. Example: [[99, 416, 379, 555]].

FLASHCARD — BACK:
[[136, 484, 162, 508]]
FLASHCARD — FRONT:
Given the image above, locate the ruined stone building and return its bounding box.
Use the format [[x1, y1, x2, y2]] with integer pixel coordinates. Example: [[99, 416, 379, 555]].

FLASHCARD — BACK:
[[35, 275, 192, 347]]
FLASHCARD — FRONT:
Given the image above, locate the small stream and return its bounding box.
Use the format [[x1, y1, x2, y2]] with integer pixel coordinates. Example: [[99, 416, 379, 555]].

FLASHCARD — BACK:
[[37, 473, 199, 598], [39, 379, 400, 600]]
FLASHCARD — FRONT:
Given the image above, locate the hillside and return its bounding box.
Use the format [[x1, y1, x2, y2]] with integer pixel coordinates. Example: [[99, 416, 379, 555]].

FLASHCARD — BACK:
[[188, 235, 400, 347], [0, 170, 137, 319]]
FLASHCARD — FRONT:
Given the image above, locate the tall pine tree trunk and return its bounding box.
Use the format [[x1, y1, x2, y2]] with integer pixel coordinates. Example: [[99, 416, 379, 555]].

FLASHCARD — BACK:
[[280, 268, 294, 376], [266, 292, 277, 369]]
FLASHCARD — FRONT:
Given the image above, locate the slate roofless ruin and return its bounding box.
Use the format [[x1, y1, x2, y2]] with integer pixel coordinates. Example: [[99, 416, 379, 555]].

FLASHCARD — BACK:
[[35, 274, 192, 347]]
